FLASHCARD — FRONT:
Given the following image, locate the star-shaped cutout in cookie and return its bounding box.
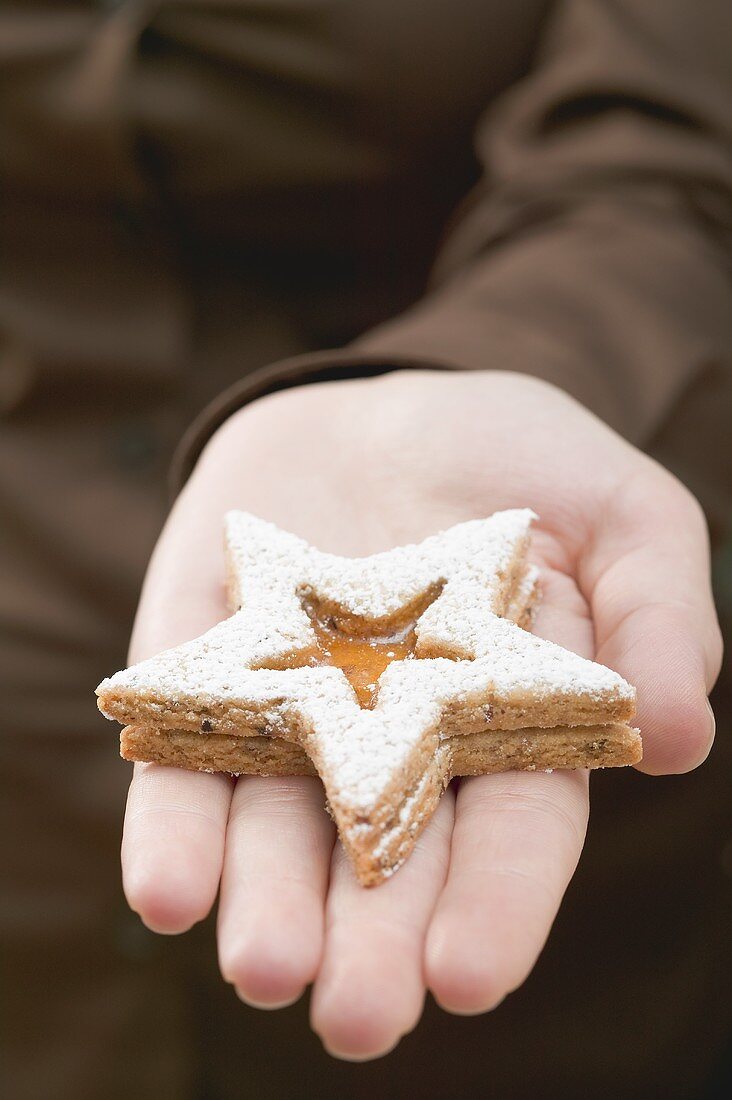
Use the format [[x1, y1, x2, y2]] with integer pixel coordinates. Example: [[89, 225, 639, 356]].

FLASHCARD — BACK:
[[97, 510, 639, 885]]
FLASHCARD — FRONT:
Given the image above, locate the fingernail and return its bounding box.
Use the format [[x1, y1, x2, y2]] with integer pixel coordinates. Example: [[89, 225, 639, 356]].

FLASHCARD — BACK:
[[705, 697, 716, 739], [234, 986, 303, 1010]]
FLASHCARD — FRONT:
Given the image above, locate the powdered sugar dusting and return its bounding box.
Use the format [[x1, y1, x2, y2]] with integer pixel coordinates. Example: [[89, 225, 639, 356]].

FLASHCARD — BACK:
[[225, 508, 535, 624], [97, 510, 635, 825]]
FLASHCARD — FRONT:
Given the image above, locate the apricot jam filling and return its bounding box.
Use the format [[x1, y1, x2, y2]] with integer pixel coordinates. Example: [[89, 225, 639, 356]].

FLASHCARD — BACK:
[[261, 615, 420, 708], [308, 619, 417, 708], [257, 588, 446, 708]]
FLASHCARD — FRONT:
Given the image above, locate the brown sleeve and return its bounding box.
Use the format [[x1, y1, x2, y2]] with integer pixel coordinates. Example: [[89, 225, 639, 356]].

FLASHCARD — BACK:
[[172, 0, 732, 491]]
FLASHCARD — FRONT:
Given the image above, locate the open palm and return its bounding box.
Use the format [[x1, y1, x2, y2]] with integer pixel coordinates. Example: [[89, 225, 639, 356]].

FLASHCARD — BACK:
[[121, 370, 721, 1060]]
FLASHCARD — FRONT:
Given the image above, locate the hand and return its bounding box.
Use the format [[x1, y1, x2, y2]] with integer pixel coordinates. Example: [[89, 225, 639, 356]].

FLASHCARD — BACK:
[[121, 370, 721, 1060]]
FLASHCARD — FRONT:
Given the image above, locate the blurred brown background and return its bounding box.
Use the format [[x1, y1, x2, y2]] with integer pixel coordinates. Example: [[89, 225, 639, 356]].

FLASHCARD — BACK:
[[1, 2, 731, 1098]]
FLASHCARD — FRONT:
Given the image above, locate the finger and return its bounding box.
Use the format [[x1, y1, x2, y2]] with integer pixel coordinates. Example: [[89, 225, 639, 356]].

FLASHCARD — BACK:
[[426, 769, 588, 1014], [426, 568, 592, 1017], [311, 789, 454, 1061], [122, 763, 233, 933], [217, 776, 335, 1009], [529, 559, 595, 656], [121, 474, 239, 934], [583, 477, 723, 774]]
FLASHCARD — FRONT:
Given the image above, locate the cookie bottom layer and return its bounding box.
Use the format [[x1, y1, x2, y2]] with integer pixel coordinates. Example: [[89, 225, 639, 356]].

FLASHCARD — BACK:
[[121, 723, 641, 885], [122, 722, 641, 775]]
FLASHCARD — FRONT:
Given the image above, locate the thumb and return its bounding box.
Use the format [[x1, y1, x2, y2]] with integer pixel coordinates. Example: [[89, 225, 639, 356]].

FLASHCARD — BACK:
[[582, 472, 722, 775]]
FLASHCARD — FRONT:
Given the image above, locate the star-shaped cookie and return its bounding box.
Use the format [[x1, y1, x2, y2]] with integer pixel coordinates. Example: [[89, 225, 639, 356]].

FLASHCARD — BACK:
[[97, 510, 640, 885]]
